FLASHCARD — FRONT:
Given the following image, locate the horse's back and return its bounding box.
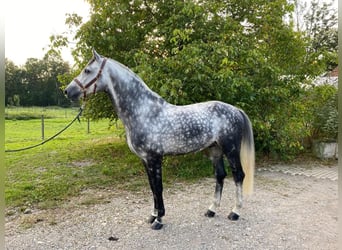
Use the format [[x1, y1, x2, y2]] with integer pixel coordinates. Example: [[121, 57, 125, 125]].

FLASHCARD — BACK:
[[167, 100, 239, 117]]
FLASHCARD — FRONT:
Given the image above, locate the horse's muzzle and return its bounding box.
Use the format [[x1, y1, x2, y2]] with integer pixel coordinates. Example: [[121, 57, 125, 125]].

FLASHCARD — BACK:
[[64, 84, 82, 101]]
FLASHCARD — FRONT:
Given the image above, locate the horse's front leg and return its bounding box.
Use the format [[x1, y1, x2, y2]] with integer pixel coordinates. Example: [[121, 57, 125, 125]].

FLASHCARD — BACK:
[[143, 154, 165, 230]]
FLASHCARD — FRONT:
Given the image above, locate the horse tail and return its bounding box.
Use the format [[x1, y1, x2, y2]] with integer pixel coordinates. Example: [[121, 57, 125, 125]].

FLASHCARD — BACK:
[[239, 110, 255, 196]]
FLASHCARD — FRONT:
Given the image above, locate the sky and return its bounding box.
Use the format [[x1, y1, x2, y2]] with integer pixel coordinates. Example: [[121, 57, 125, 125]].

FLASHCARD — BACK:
[[5, 0, 90, 66]]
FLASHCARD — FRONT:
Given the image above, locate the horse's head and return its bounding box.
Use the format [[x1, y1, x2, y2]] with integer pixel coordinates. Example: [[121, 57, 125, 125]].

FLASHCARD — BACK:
[[64, 49, 108, 101]]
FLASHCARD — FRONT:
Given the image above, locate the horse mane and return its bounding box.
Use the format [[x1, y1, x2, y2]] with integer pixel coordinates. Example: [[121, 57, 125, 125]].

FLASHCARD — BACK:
[[109, 58, 167, 105]]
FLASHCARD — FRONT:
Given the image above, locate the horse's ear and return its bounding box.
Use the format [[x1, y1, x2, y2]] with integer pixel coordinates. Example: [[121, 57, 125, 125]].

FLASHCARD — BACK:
[[92, 49, 102, 62]]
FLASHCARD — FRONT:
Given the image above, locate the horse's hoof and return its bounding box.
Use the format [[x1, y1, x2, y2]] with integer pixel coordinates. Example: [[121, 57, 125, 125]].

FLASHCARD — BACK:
[[205, 210, 216, 217], [147, 215, 157, 224], [151, 219, 163, 230], [228, 212, 240, 221]]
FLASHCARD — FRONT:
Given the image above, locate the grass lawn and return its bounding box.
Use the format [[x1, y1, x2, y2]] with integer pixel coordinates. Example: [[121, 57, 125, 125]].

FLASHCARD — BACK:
[[5, 107, 213, 212]]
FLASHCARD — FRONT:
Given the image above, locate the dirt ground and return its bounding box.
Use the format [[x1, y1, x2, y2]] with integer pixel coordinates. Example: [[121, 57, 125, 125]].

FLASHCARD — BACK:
[[5, 163, 338, 250]]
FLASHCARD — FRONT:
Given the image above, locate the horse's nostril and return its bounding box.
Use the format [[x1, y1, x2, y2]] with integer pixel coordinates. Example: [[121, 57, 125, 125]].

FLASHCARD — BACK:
[[64, 89, 67, 95]]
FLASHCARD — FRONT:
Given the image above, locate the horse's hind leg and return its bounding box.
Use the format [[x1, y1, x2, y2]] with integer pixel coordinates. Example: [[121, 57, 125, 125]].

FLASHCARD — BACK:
[[205, 146, 226, 217], [225, 148, 245, 221]]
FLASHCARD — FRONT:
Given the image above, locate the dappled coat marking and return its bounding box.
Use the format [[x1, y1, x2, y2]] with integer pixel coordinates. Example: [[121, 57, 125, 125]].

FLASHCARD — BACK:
[[64, 50, 255, 230]]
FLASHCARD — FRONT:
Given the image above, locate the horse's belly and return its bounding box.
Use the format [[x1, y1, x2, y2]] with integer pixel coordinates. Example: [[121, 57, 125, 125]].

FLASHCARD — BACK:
[[163, 139, 213, 155]]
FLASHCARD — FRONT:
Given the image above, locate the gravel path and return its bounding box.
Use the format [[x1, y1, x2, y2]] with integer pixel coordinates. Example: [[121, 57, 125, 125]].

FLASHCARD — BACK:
[[5, 163, 338, 250]]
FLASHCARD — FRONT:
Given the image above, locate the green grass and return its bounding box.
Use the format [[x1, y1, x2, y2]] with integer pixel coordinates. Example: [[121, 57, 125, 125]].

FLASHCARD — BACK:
[[5, 106, 78, 120], [5, 107, 214, 211]]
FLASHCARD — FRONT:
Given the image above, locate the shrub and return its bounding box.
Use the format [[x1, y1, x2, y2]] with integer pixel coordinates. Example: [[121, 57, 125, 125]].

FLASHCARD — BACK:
[[313, 93, 338, 141], [303, 84, 338, 143]]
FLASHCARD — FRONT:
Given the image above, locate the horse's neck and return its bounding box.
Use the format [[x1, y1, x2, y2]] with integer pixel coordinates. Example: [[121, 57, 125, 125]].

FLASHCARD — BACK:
[[106, 60, 167, 125]]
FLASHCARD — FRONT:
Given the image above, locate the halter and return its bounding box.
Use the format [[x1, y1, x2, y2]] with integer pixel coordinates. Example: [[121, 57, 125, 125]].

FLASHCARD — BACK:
[[74, 58, 107, 99]]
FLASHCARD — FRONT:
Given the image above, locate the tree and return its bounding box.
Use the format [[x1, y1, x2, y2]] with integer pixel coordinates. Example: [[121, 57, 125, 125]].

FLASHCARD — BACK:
[[52, 0, 316, 157], [306, 0, 337, 72], [293, 0, 337, 73], [5, 54, 71, 107], [5, 59, 24, 106]]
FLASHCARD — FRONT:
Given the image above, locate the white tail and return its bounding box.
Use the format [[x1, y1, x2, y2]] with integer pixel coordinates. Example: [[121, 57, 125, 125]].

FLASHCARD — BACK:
[[239, 111, 255, 196]]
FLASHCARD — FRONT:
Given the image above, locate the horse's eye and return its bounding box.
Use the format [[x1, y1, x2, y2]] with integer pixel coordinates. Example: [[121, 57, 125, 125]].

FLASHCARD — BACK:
[[84, 68, 91, 74]]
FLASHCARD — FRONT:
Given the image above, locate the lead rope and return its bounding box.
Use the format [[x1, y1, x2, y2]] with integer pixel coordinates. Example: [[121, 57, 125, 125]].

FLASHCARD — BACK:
[[5, 106, 84, 153]]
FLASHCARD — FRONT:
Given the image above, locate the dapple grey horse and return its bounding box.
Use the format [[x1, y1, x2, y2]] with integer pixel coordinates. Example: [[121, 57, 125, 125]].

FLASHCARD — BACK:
[[65, 50, 255, 230]]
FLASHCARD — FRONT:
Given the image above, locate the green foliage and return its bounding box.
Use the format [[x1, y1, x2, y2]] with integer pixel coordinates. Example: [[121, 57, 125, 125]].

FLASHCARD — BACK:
[[82, 92, 118, 122], [302, 0, 338, 72], [317, 95, 338, 140], [130, 0, 310, 158], [303, 84, 338, 142], [49, 0, 337, 159]]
